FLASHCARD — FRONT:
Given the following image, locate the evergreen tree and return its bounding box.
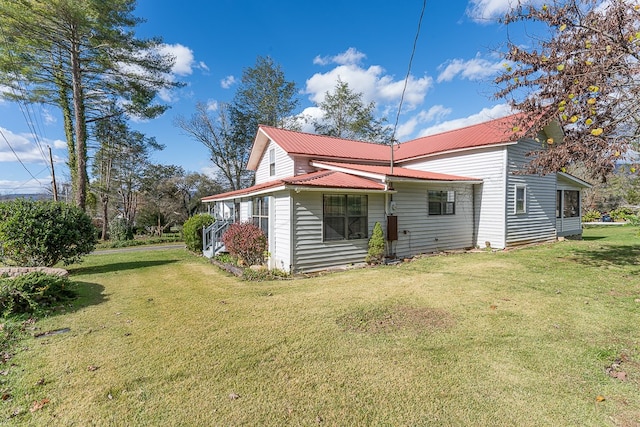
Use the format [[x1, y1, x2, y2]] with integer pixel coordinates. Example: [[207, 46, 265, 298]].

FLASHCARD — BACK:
[[0, 0, 180, 209]]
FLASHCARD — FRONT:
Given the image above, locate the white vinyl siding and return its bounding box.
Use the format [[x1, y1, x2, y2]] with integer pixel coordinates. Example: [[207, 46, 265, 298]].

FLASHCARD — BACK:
[[254, 140, 295, 184], [400, 146, 507, 249], [291, 192, 385, 273], [391, 182, 474, 257], [271, 192, 292, 271], [505, 139, 557, 246]]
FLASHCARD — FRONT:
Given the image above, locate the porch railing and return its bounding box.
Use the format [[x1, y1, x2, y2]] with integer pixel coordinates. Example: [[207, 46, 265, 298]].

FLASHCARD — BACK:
[[202, 220, 232, 257]]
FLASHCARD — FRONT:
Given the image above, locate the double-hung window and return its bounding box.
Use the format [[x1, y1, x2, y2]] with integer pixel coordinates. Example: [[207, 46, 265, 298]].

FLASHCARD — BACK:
[[515, 185, 527, 214], [252, 196, 269, 238], [428, 190, 455, 215], [269, 149, 276, 176], [323, 195, 368, 241]]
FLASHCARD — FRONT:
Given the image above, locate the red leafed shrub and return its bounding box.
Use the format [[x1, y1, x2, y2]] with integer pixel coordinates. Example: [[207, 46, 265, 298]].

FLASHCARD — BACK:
[[222, 222, 267, 266]]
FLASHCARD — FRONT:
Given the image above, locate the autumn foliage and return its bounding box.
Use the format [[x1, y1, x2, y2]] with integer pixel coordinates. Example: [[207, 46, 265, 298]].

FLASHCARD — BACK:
[[221, 222, 267, 266], [495, 0, 640, 179]]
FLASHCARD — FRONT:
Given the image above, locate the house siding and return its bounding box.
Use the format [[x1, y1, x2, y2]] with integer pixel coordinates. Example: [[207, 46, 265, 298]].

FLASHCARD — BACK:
[[399, 146, 507, 248], [254, 140, 295, 184], [390, 182, 474, 257], [271, 191, 292, 271], [505, 139, 557, 246], [291, 192, 385, 273]]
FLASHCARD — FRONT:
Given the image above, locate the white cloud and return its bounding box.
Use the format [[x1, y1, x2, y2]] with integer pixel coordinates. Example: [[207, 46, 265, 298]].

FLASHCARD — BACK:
[[41, 107, 56, 125], [206, 100, 218, 111], [313, 47, 367, 66], [52, 139, 67, 149], [198, 61, 210, 72], [0, 127, 65, 164], [394, 105, 452, 140], [220, 75, 236, 89], [159, 43, 196, 76], [416, 103, 513, 137], [437, 56, 505, 83], [0, 127, 45, 163], [0, 177, 51, 195], [304, 49, 433, 112], [466, 0, 545, 22]]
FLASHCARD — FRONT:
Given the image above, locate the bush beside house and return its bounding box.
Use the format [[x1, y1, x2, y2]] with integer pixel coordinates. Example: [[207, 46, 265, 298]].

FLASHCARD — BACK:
[[183, 214, 215, 252]]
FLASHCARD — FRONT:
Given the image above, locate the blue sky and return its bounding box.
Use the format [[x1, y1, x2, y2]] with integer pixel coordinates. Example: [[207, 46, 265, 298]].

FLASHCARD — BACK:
[[0, 0, 541, 195]]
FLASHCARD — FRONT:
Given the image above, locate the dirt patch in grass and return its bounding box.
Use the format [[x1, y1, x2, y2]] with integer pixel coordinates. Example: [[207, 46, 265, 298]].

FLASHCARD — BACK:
[[337, 304, 455, 334]]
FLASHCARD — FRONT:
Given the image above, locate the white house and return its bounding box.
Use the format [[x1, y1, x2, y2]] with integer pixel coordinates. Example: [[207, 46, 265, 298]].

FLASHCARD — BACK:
[[202, 114, 591, 273]]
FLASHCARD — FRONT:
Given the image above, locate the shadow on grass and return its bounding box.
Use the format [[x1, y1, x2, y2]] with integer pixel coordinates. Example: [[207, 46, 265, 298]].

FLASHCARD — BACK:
[[572, 244, 640, 270], [71, 281, 108, 311], [582, 236, 607, 241], [69, 259, 180, 276]]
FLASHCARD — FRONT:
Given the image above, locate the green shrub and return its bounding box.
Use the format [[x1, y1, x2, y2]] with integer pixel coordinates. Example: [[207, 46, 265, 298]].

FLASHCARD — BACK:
[[365, 222, 385, 264], [0, 272, 76, 317], [109, 217, 134, 241], [183, 214, 215, 252], [222, 222, 267, 266], [0, 199, 96, 267], [610, 207, 635, 221], [581, 210, 602, 223]]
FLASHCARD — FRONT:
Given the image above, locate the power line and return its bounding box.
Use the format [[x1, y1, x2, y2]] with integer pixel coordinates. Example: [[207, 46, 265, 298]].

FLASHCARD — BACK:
[[0, 127, 44, 184], [390, 0, 427, 174], [391, 0, 428, 142]]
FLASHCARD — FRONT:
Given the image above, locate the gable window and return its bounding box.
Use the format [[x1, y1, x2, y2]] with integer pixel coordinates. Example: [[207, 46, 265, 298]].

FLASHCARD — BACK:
[[515, 185, 526, 214], [269, 148, 275, 176], [252, 196, 269, 238], [428, 190, 455, 215], [323, 194, 368, 241], [563, 190, 579, 218]]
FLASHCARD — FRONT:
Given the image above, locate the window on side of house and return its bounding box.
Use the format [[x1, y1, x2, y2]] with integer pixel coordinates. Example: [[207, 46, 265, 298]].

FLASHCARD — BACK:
[[556, 190, 562, 218], [323, 194, 368, 241], [515, 185, 526, 214], [269, 148, 276, 176], [428, 190, 455, 215], [563, 190, 579, 218], [252, 196, 269, 238]]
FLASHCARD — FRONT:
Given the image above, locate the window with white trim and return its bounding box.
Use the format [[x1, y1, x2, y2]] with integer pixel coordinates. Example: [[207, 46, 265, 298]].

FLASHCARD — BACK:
[[323, 194, 368, 241], [515, 185, 526, 214], [252, 196, 269, 238], [269, 148, 275, 176], [428, 190, 455, 215]]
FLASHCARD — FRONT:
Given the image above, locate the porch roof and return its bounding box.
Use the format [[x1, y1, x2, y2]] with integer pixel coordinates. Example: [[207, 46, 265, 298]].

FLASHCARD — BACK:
[[201, 170, 387, 202]]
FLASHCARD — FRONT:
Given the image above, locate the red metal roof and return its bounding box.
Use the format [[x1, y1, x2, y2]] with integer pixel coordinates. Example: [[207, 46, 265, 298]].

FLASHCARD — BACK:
[[201, 171, 386, 202], [394, 113, 527, 161], [313, 161, 481, 182], [284, 170, 386, 189], [201, 180, 285, 202], [259, 126, 391, 162]]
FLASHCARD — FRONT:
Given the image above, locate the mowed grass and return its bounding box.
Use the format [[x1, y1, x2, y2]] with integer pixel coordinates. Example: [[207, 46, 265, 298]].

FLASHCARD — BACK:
[[2, 227, 639, 426]]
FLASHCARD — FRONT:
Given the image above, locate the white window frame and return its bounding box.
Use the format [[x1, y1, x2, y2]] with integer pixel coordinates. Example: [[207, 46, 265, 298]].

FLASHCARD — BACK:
[[515, 185, 527, 214], [269, 148, 276, 176]]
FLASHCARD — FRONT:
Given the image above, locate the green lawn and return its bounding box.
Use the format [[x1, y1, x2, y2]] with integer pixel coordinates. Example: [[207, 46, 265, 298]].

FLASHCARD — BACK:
[[2, 226, 639, 426]]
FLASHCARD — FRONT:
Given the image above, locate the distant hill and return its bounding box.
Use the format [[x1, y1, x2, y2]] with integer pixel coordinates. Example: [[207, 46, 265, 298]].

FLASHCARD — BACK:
[[0, 193, 52, 201]]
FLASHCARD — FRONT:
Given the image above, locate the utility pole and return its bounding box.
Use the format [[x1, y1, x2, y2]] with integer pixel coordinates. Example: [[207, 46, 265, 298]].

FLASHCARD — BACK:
[[48, 145, 58, 201]]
